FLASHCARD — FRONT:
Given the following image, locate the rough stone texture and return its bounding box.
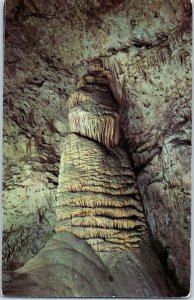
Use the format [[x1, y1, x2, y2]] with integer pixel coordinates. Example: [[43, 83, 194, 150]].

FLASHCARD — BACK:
[[68, 85, 120, 148], [56, 133, 145, 251], [57, 81, 145, 252], [3, 232, 171, 297], [3, 0, 74, 273], [3, 0, 191, 296], [102, 15, 191, 291]]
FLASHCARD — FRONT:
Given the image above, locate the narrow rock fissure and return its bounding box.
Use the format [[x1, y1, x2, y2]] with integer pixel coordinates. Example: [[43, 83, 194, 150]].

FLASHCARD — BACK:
[[118, 101, 189, 297]]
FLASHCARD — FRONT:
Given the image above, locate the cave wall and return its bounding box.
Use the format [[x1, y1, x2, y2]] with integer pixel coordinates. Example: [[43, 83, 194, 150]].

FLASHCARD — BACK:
[[102, 25, 191, 290], [3, 0, 191, 293]]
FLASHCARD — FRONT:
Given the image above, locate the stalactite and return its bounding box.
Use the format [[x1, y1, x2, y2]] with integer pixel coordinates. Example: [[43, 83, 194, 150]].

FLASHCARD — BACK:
[[69, 109, 120, 148], [68, 87, 120, 148]]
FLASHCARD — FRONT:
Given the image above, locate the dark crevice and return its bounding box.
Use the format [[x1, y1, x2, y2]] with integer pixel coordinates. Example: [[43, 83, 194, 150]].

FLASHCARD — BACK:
[[149, 233, 190, 297], [57, 204, 143, 213], [76, 82, 110, 92], [118, 129, 182, 296], [134, 147, 162, 174], [59, 215, 144, 222], [68, 132, 112, 155], [119, 129, 190, 295], [170, 138, 191, 147], [57, 222, 145, 231], [132, 38, 152, 49]]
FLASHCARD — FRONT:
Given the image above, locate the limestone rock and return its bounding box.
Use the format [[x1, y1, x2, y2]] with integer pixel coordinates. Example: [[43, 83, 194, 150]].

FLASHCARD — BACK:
[[3, 232, 116, 297], [101, 15, 191, 289], [56, 133, 145, 251], [3, 232, 171, 298], [3, 0, 191, 295], [68, 85, 120, 148]]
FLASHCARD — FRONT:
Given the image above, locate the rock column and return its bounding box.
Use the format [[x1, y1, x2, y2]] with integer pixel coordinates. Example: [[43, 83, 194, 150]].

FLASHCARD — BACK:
[[55, 83, 146, 251]]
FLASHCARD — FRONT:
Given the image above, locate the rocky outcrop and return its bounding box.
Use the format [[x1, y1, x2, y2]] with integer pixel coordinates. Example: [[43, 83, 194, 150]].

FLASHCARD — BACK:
[[3, 0, 191, 296], [3, 232, 116, 297]]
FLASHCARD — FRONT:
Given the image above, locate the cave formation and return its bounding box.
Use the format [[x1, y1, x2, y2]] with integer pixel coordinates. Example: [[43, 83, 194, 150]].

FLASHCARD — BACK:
[[3, 0, 191, 297], [56, 72, 146, 251]]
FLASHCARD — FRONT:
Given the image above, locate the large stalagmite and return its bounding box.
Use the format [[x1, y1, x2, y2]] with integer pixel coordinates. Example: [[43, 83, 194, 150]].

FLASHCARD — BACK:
[[56, 84, 146, 251]]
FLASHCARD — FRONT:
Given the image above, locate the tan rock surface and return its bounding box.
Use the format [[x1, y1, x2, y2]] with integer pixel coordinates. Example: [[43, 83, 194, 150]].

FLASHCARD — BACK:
[[56, 134, 145, 251]]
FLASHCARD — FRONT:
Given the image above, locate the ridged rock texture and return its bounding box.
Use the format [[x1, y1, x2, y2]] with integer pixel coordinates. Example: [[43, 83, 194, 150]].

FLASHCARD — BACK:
[[3, 0, 191, 297], [68, 85, 120, 148], [56, 82, 146, 252]]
